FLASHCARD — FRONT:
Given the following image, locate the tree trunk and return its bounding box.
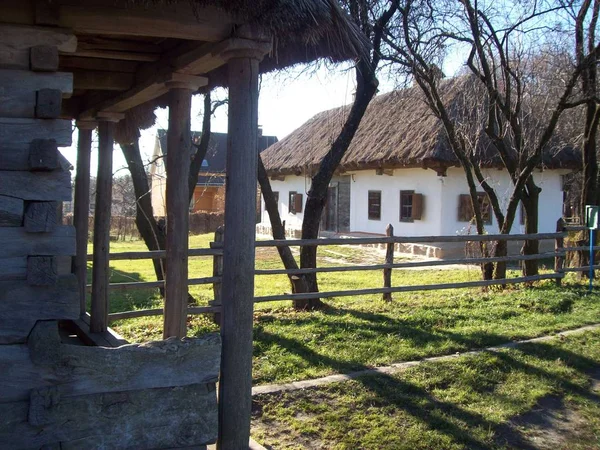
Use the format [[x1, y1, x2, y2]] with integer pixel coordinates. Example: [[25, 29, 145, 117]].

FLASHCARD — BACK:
[[521, 178, 541, 276], [297, 58, 379, 310], [492, 240, 507, 280], [188, 93, 212, 201], [121, 141, 166, 286], [257, 156, 307, 300]]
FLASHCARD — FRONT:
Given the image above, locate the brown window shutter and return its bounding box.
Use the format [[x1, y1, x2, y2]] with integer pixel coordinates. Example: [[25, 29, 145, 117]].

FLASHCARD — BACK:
[[294, 193, 303, 213], [458, 194, 473, 221], [412, 193, 423, 220]]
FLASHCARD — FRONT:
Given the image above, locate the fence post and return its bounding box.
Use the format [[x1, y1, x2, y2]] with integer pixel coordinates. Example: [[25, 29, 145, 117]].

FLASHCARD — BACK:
[[210, 226, 224, 325], [555, 218, 565, 286], [383, 224, 394, 301]]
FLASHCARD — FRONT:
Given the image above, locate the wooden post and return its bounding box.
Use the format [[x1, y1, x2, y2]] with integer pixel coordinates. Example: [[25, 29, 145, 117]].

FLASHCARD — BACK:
[[555, 218, 565, 286], [162, 76, 206, 339], [90, 113, 122, 333], [218, 42, 270, 450], [73, 120, 96, 316], [383, 224, 394, 301], [210, 225, 224, 325]]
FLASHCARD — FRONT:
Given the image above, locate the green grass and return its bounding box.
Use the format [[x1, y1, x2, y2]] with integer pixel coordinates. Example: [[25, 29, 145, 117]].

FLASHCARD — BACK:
[[251, 330, 600, 449], [91, 235, 600, 385]]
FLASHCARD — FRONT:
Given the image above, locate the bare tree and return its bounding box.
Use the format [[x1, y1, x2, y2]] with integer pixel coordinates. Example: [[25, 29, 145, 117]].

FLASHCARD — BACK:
[[383, 0, 595, 278]]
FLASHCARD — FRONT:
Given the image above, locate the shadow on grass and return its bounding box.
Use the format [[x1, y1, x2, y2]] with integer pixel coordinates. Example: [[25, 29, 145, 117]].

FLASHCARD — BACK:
[[85, 262, 161, 313], [254, 321, 600, 449]]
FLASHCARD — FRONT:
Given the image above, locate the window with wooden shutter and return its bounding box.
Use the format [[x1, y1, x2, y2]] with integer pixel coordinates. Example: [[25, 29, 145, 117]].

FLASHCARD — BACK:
[[458, 193, 491, 224], [368, 191, 381, 220], [400, 191, 424, 221], [289, 191, 297, 214], [412, 193, 423, 220], [294, 193, 303, 213]]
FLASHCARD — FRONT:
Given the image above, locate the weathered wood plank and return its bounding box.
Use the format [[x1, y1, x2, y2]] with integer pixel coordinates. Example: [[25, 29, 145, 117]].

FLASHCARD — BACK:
[[0, 24, 76, 70], [24, 201, 57, 232], [0, 70, 72, 118], [0, 255, 70, 282], [29, 139, 60, 170], [27, 256, 58, 286], [0, 118, 72, 147], [0, 321, 220, 402], [0, 226, 75, 258], [0, 275, 78, 344], [30, 44, 59, 72], [0, 170, 71, 201], [36, 88, 63, 118], [0, 384, 217, 449], [0, 195, 23, 226]]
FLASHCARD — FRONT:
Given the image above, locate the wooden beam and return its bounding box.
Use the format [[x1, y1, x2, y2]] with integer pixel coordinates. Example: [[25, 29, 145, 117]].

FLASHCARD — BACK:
[[0, 170, 71, 201], [0, 118, 72, 147], [90, 120, 115, 333], [0, 226, 75, 258], [59, 55, 139, 73], [218, 51, 262, 450], [70, 49, 160, 62], [74, 121, 95, 316], [163, 84, 194, 339], [73, 70, 134, 91], [0, 24, 76, 70], [56, 2, 235, 41], [80, 72, 207, 119]]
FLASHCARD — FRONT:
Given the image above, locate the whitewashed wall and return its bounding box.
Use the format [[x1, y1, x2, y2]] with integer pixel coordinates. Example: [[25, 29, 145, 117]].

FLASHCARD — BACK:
[[260, 168, 569, 236], [349, 169, 444, 235], [440, 167, 568, 235], [260, 175, 310, 230]]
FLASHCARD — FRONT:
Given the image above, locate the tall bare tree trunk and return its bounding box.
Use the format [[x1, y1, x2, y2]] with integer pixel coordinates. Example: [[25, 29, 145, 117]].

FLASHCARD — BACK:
[[298, 58, 379, 310], [522, 179, 541, 276], [121, 141, 166, 285]]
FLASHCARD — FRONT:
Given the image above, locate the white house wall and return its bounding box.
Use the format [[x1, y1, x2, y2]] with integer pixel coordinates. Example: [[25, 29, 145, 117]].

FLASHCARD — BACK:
[[260, 168, 569, 237], [349, 169, 444, 236], [440, 167, 568, 235]]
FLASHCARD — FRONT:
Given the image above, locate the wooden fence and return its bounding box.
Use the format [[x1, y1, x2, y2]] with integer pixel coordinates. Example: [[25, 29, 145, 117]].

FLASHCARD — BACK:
[[85, 219, 596, 329]]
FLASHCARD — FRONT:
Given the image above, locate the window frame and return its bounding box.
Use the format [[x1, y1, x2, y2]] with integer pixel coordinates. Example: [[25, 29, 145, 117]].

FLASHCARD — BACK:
[[400, 190, 415, 222], [368, 190, 382, 221]]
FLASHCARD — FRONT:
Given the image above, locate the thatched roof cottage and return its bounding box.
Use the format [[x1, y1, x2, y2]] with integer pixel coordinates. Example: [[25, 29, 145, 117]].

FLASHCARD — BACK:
[[0, 0, 368, 448], [259, 77, 579, 257]]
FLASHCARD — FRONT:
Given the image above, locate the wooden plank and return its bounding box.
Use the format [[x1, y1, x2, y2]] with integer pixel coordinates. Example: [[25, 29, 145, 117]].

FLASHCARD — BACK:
[[0, 70, 72, 118], [0, 195, 23, 226], [56, 2, 233, 41], [383, 224, 394, 302], [0, 384, 217, 449], [29, 139, 60, 170], [71, 48, 160, 62], [36, 88, 63, 118], [253, 273, 563, 303], [86, 276, 220, 292], [0, 226, 75, 258], [24, 201, 58, 232], [0, 170, 71, 201], [0, 275, 78, 344], [60, 56, 139, 73], [109, 305, 220, 322], [0, 118, 72, 146], [164, 87, 193, 339], [85, 247, 221, 261], [0, 255, 70, 282], [27, 255, 58, 285], [30, 45, 59, 72], [90, 121, 114, 333], [221, 232, 566, 249], [74, 125, 94, 315], [218, 55, 260, 450], [0, 321, 221, 402], [73, 70, 134, 91], [0, 24, 76, 70]]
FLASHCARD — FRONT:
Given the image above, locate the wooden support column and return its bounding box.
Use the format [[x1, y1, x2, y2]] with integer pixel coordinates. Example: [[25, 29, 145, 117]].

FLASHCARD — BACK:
[[90, 113, 122, 333], [217, 42, 270, 450], [163, 76, 206, 339], [73, 120, 96, 316]]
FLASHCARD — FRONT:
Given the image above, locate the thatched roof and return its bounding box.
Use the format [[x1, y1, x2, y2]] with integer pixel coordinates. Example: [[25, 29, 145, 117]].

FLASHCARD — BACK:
[[106, 0, 370, 143], [261, 76, 581, 175]]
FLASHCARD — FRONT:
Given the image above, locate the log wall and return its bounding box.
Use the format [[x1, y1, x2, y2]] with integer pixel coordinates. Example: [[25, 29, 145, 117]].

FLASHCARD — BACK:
[[0, 22, 219, 450]]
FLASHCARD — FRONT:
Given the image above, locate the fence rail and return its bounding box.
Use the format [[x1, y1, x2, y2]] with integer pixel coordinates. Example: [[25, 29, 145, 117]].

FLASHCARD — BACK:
[[89, 221, 599, 328]]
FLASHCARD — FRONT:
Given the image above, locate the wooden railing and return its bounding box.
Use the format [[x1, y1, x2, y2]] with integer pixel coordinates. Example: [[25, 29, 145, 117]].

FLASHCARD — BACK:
[[84, 219, 600, 327]]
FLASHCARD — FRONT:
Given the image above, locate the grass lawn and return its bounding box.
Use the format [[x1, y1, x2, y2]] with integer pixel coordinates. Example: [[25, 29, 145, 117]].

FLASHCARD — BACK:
[[91, 235, 600, 385], [251, 329, 600, 449]]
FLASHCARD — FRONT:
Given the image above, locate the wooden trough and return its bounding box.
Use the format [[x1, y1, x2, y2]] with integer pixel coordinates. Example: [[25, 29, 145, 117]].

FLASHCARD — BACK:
[[0, 1, 368, 448]]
